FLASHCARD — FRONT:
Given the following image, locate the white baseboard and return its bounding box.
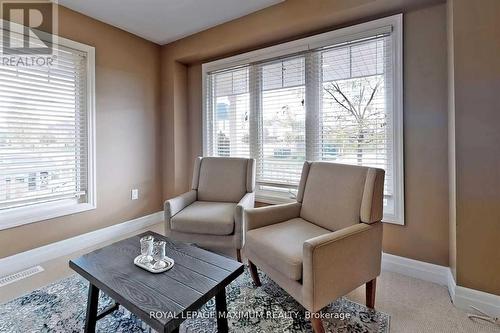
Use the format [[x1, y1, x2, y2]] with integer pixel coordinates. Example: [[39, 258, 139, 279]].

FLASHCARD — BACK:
[[447, 269, 500, 318], [381, 252, 450, 286], [382, 252, 500, 317], [0, 211, 163, 278], [447, 267, 457, 301]]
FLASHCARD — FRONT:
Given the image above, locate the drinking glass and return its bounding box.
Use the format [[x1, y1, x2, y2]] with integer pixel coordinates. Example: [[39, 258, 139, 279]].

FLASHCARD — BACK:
[[152, 240, 167, 269], [139, 235, 154, 264]]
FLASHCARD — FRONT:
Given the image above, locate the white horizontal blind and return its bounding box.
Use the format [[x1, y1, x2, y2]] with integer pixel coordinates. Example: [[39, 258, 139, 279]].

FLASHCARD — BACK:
[[205, 31, 397, 214], [319, 36, 394, 206], [206, 67, 250, 159], [259, 56, 306, 187], [0, 42, 89, 210]]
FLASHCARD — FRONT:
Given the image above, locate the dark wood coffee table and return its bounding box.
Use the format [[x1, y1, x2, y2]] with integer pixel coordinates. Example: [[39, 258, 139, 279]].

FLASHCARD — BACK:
[[69, 231, 244, 333]]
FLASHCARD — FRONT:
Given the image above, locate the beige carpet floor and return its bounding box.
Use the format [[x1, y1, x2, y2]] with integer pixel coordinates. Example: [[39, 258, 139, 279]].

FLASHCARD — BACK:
[[0, 223, 498, 333]]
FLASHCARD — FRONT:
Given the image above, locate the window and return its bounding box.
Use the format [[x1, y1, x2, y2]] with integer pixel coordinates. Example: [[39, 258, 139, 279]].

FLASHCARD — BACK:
[[0, 28, 96, 229], [203, 15, 404, 224]]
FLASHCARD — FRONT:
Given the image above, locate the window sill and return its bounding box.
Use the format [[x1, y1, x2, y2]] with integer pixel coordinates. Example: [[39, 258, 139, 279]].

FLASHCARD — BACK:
[[380, 214, 404, 225], [255, 192, 295, 205], [255, 192, 404, 225], [0, 200, 96, 231]]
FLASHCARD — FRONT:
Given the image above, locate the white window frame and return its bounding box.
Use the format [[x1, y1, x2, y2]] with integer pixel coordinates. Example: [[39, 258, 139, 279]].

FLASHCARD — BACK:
[[0, 22, 96, 230], [202, 14, 404, 225]]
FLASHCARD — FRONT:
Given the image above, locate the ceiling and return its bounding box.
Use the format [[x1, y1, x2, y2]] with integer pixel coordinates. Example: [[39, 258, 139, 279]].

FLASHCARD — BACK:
[[58, 0, 284, 45]]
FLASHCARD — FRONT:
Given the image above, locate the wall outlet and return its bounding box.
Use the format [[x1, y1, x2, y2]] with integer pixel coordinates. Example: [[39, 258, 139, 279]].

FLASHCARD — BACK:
[[131, 189, 139, 200]]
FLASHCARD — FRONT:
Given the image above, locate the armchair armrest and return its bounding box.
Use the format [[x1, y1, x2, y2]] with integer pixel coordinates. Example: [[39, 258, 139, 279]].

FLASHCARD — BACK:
[[245, 202, 301, 231], [164, 190, 197, 232], [237, 192, 255, 211], [233, 192, 255, 248], [302, 222, 383, 312]]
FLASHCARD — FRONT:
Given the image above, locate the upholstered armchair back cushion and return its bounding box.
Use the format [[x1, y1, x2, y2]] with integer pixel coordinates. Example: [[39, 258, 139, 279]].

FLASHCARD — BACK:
[[194, 157, 255, 203], [299, 162, 385, 231]]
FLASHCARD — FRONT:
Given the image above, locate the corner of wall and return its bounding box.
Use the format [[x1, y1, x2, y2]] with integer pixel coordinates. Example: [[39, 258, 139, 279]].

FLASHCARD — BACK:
[[446, 0, 457, 280], [160, 48, 192, 199]]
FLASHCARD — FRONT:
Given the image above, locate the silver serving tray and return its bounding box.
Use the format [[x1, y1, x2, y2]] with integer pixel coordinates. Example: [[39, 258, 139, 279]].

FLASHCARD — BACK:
[[133, 255, 174, 273]]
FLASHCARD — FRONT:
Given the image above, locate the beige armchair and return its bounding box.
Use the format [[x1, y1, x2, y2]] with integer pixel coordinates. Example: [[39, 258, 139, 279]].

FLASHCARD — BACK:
[[164, 156, 256, 262], [243, 161, 385, 333]]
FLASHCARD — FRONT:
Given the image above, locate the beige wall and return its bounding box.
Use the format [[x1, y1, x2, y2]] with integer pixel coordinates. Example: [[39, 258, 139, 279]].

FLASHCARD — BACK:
[[450, 0, 500, 295], [165, 0, 450, 266], [447, 0, 457, 280], [0, 6, 162, 258], [382, 4, 449, 265], [187, 64, 203, 180]]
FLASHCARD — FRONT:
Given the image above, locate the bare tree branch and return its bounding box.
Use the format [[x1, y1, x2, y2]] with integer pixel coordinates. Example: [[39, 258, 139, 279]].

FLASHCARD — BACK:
[[358, 84, 366, 116], [361, 77, 382, 119], [324, 87, 359, 121], [331, 82, 359, 117], [322, 75, 385, 165]]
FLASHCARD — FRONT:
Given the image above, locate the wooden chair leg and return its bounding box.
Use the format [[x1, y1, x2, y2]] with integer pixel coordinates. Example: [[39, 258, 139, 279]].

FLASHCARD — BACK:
[[310, 316, 325, 333], [366, 278, 376, 309], [248, 260, 261, 287], [236, 249, 242, 263]]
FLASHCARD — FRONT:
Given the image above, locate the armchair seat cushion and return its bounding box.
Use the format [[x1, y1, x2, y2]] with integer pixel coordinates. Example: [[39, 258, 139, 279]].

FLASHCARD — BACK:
[[245, 218, 330, 281], [170, 201, 236, 236]]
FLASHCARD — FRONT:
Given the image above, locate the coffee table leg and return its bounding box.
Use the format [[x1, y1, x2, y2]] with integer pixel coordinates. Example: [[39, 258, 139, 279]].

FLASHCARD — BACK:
[[215, 288, 228, 333], [84, 283, 99, 333]]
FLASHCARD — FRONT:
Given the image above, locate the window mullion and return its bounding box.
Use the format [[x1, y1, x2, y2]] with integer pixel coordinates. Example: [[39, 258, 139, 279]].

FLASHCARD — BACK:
[[205, 76, 215, 156], [305, 52, 321, 162], [249, 65, 263, 179]]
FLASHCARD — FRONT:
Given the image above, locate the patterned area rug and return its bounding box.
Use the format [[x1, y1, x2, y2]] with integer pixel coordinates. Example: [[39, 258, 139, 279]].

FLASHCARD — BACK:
[[0, 268, 389, 332]]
